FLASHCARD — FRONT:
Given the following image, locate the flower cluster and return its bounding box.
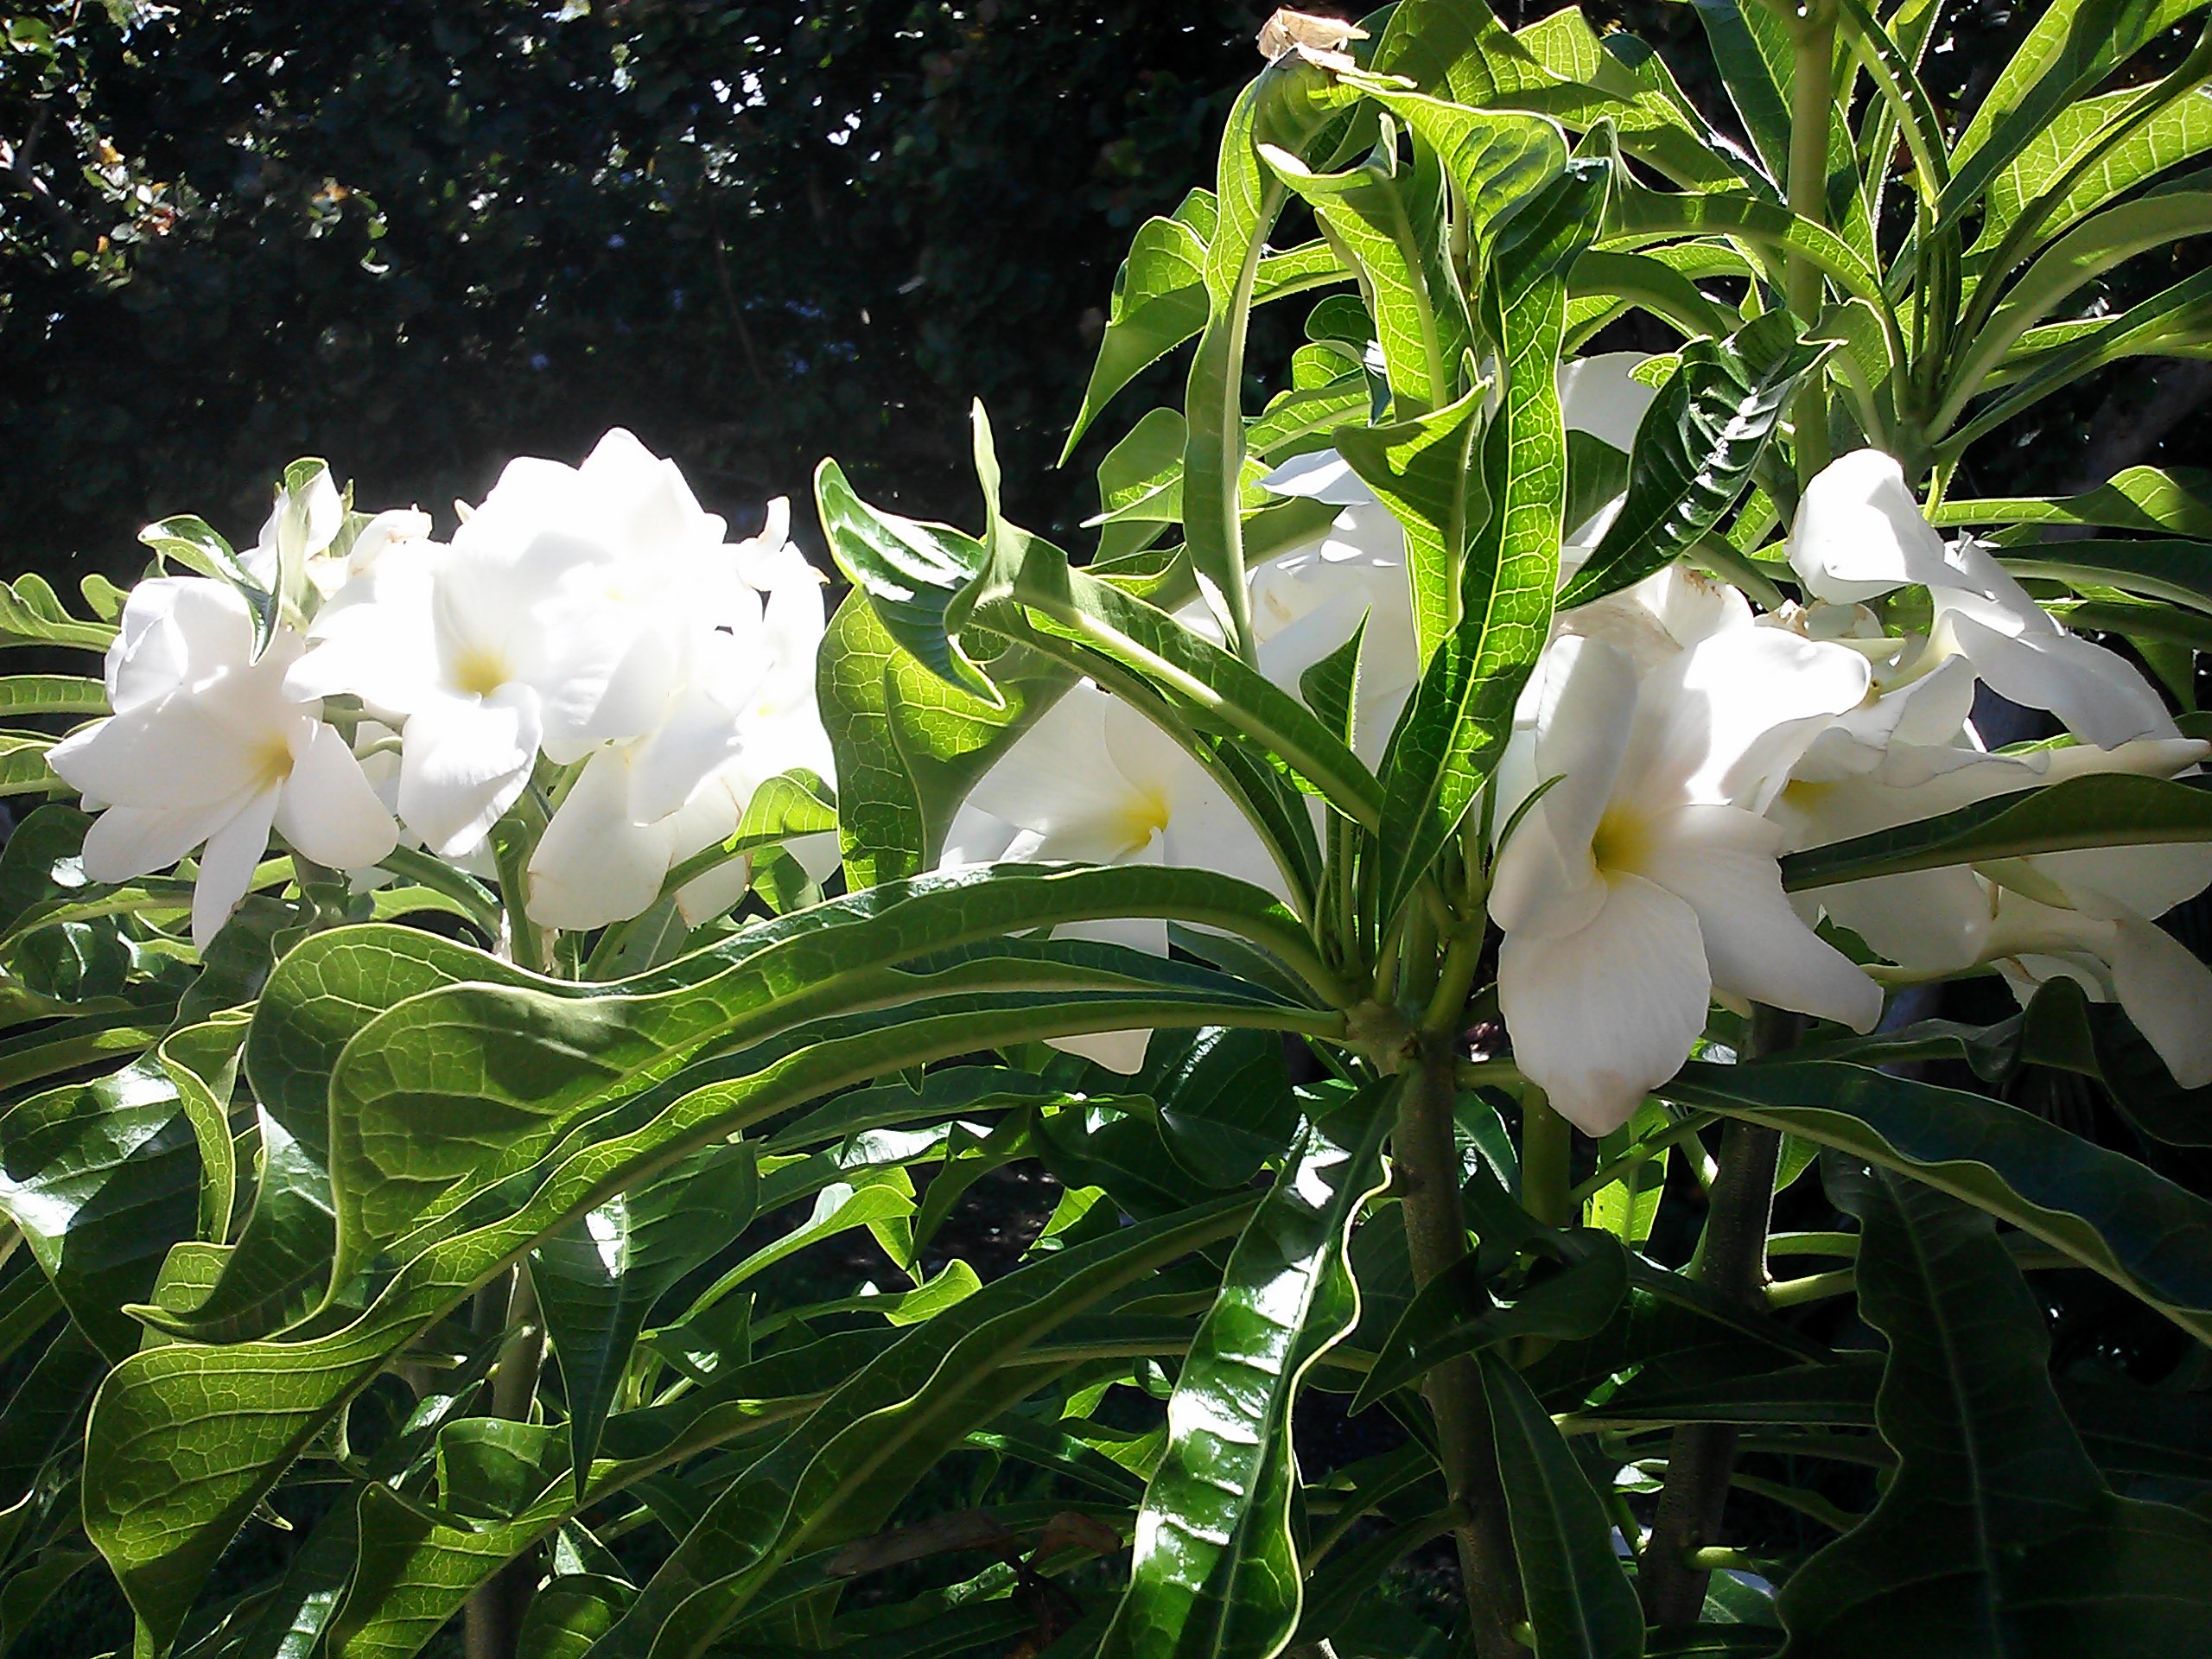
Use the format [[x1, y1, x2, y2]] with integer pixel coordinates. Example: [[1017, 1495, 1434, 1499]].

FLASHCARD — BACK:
[[51, 432, 835, 949], [950, 359, 2212, 1128]]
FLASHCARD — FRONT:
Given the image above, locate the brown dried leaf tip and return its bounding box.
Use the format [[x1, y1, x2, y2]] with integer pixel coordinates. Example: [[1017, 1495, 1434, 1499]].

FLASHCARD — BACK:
[[1257, 9, 1370, 73]]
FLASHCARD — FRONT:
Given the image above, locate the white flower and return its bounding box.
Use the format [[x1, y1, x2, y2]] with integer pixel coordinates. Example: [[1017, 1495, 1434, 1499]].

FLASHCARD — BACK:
[[289, 429, 754, 858], [48, 578, 397, 950], [527, 510, 840, 932], [1789, 449, 2177, 748], [1487, 627, 1881, 1134], [1777, 736, 2212, 1084], [241, 464, 343, 592], [1243, 356, 1666, 756], [941, 680, 1288, 1072]]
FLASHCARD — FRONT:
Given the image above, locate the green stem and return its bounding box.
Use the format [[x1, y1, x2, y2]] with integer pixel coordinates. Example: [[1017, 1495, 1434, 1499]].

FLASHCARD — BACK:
[[489, 788, 553, 976], [1394, 1059, 1524, 1659], [1641, 1007, 1797, 1625], [1568, 1110, 1719, 1208], [1786, 0, 1839, 487], [465, 1267, 545, 1659], [1765, 1267, 1856, 1309], [378, 844, 504, 938], [1521, 1090, 1573, 1232]]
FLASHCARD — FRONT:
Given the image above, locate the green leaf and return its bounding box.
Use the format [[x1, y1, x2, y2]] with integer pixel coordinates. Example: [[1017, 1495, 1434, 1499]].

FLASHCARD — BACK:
[[0, 675, 106, 719], [1669, 1059, 2212, 1343], [1353, 1231, 1627, 1413], [532, 1141, 758, 1477], [817, 462, 1002, 705], [1262, 132, 1471, 417], [138, 516, 282, 660], [0, 1018, 242, 1360], [1972, 84, 2212, 270], [0, 735, 55, 801], [1779, 772, 2212, 891], [1941, 0, 2208, 222], [594, 1195, 1258, 1659], [1338, 383, 1489, 667], [1185, 66, 1357, 656], [0, 576, 114, 652], [1479, 1351, 1645, 1659], [1559, 312, 1828, 608], [1942, 190, 2212, 429], [1995, 538, 2212, 613], [1951, 267, 2212, 452], [1096, 1091, 1395, 1659], [82, 988, 1300, 1656], [1932, 464, 2212, 539], [1062, 187, 1347, 459], [817, 587, 1066, 889], [520, 1576, 633, 1659], [0, 1548, 94, 1655], [1778, 1171, 2212, 1656], [1367, 159, 1606, 924]]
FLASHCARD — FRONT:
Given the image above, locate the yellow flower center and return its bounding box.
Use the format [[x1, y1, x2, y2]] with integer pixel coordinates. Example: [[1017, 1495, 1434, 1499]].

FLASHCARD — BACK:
[[1589, 804, 1651, 876], [253, 731, 295, 786], [1111, 786, 1173, 860], [448, 644, 512, 699]]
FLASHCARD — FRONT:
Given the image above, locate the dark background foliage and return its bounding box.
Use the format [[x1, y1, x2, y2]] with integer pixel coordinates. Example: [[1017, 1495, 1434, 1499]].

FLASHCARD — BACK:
[[4, 0, 2207, 582]]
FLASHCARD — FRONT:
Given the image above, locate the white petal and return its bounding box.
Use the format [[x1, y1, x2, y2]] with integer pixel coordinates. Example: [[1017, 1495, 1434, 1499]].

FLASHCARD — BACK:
[[79, 797, 244, 885], [1937, 602, 2177, 747], [1051, 1027, 1154, 1073], [1489, 636, 1638, 936], [397, 689, 543, 858], [529, 747, 678, 930], [1498, 874, 1711, 1135], [1622, 627, 1869, 812], [192, 785, 282, 951], [1557, 352, 1659, 453], [106, 578, 253, 710], [966, 685, 1162, 862], [940, 802, 1023, 868], [1816, 868, 1995, 976], [273, 721, 400, 871], [1635, 805, 1883, 1031], [2108, 913, 2212, 1089], [1787, 449, 1950, 604], [48, 683, 279, 810], [1259, 448, 1376, 505], [625, 684, 746, 824]]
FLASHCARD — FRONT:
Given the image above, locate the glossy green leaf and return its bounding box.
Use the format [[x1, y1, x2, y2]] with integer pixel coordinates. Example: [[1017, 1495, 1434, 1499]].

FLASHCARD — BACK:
[[532, 1141, 757, 1477], [1973, 84, 2212, 270], [1062, 186, 1347, 459], [595, 1195, 1256, 1659], [1669, 1059, 2212, 1342], [1943, 191, 2212, 428], [1933, 464, 2212, 539], [1941, 0, 2207, 221], [1353, 1231, 1626, 1413], [1103, 1091, 1392, 1659], [0, 575, 115, 652], [1184, 66, 1353, 657], [1479, 1351, 1644, 1659], [1559, 311, 1828, 608], [0, 1017, 241, 1360], [1368, 159, 1605, 925], [0, 675, 105, 719], [1262, 133, 1470, 416], [1778, 1172, 2212, 1656], [519, 1576, 633, 1659], [85, 984, 1317, 1657], [1780, 772, 2212, 890], [817, 587, 1066, 888]]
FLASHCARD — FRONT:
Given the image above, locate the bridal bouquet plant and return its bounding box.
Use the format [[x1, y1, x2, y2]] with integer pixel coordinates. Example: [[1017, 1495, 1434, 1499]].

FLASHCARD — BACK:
[[2, 3, 2212, 1656]]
